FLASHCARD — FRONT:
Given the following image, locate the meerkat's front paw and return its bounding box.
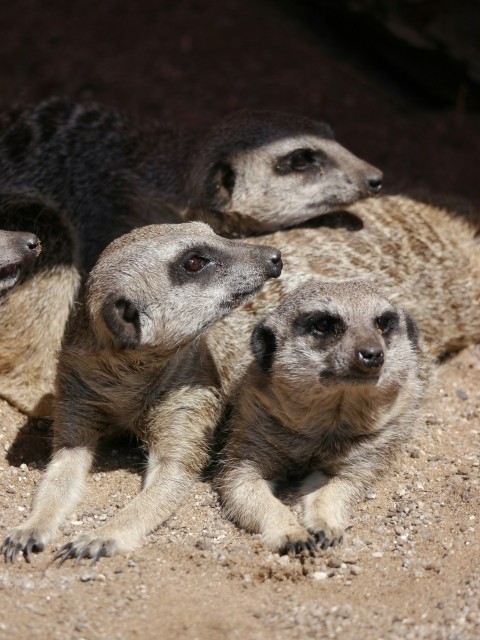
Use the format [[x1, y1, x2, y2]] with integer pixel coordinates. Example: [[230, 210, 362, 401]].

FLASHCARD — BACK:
[[264, 524, 317, 557], [2, 525, 51, 563], [307, 521, 344, 550], [54, 533, 123, 566]]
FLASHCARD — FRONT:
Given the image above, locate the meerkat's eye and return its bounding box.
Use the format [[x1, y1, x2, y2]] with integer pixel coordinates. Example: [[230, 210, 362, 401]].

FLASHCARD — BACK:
[[375, 312, 399, 334], [310, 314, 338, 335], [183, 255, 211, 273], [290, 149, 316, 171]]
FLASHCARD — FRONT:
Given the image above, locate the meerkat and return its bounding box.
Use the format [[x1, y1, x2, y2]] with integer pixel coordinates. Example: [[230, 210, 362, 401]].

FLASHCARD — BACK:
[[216, 280, 424, 555], [0, 97, 382, 269], [0, 228, 41, 295], [0, 194, 80, 416], [2, 221, 282, 564]]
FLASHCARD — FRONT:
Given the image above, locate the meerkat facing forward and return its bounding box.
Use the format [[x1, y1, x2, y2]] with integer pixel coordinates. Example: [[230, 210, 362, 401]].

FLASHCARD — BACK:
[[217, 280, 423, 555], [2, 221, 282, 563]]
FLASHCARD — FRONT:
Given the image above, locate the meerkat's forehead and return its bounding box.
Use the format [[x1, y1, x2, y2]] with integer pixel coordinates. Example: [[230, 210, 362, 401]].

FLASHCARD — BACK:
[[234, 135, 340, 161], [278, 281, 395, 320]]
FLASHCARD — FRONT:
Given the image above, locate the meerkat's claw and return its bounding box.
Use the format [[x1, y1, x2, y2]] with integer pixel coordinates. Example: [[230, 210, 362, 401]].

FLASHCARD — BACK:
[[24, 535, 45, 563]]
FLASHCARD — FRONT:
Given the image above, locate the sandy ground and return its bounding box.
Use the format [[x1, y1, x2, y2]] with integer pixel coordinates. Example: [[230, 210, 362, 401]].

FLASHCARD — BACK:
[[0, 1, 479, 638], [0, 348, 479, 639]]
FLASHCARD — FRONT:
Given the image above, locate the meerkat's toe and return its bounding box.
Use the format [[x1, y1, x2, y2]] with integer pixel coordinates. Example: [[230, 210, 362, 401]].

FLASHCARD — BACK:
[[265, 525, 317, 557], [280, 537, 317, 557], [54, 535, 118, 566], [309, 526, 344, 550]]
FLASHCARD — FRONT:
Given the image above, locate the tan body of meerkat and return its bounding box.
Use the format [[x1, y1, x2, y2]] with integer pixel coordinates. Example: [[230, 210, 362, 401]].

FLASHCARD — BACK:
[[216, 280, 424, 555], [2, 221, 282, 564], [206, 194, 479, 382]]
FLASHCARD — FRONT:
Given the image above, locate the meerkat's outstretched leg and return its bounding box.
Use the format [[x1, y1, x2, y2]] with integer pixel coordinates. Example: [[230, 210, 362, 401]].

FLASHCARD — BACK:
[[2, 408, 100, 563], [54, 385, 220, 563]]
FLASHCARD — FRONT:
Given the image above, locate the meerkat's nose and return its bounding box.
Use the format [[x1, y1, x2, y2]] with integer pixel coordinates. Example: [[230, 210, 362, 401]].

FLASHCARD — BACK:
[[18, 232, 41, 257], [366, 169, 383, 195], [263, 248, 283, 279], [357, 345, 384, 371]]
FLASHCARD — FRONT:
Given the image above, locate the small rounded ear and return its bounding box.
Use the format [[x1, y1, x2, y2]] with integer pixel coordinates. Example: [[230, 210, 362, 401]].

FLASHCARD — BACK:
[[206, 161, 236, 209], [405, 312, 420, 350], [102, 296, 141, 348], [251, 321, 277, 373]]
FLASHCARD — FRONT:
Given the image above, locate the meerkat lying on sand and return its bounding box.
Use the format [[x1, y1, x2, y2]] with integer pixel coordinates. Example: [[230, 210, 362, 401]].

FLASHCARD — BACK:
[[217, 280, 424, 555], [0, 228, 40, 295], [2, 221, 282, 564]]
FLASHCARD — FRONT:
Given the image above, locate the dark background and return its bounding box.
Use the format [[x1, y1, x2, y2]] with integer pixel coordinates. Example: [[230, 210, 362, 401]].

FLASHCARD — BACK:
[[1, 0, 479, 212]]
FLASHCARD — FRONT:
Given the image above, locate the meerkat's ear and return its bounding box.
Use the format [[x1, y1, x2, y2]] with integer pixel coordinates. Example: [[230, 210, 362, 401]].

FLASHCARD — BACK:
[[251, 321, 277, 373], [102, 296, 142, 348], [206, 161, 236, 208], [404, 312, 420, 350]]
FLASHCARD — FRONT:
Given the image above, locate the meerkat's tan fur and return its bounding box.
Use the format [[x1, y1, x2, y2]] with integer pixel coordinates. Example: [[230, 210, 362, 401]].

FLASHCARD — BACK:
[[210, 194, 479, 364], [2, 221, 282, 563], [216, 280, 424, 555]]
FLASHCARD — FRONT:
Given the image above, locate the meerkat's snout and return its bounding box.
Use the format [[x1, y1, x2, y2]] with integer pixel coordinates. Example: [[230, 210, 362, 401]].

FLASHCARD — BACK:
[[365, 168, 383, 195], [356, 343, 385, 372], [0, 229, 42, 293], [259, 246, 283, 279]]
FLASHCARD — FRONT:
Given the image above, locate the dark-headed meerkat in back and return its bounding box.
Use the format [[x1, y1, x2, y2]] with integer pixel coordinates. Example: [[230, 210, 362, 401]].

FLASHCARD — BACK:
[[0, 97, 382, 269]]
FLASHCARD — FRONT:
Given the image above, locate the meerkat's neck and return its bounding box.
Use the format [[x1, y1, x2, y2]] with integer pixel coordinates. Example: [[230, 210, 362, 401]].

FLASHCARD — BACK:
[[252, 378, 403, 438]]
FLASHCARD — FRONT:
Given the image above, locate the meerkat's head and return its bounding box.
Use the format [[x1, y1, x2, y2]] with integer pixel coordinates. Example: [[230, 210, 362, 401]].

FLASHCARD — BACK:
[[86, 222, 282, 352], [188, 111, 382, 235], [0, 229, 41, 295], [251, 280, 419, 402]]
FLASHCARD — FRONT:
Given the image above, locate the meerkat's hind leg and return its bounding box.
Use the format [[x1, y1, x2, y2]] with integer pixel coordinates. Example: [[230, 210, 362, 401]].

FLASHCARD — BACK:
[[300, 472, 359, 549], [220, 463, 317, 556]]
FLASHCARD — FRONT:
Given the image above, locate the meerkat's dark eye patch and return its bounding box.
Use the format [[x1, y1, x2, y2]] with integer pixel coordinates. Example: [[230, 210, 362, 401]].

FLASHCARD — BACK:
[[294, 311, 343, 338], [375, 311, 399, 335], [102, 297, 141, 348], [275, 149, 326, 175], [251, 322, 277, 373]]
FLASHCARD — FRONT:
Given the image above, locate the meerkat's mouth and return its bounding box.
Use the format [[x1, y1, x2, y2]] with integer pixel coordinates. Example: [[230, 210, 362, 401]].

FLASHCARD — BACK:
[[0, 264, 20, 290], [227, 284, 263, 309], [321, 373, 381, 387]]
